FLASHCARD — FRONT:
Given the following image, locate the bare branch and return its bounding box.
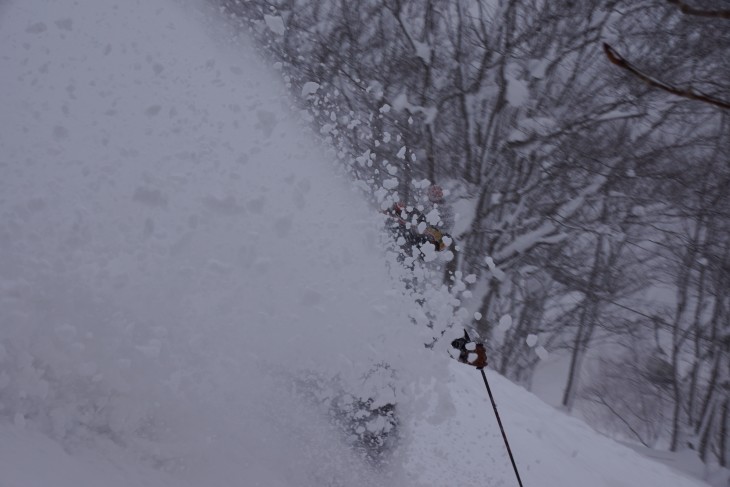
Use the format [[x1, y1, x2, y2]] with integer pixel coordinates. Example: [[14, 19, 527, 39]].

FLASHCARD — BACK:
[[666, 0, 730, 19], [603, 43, 730, 110]]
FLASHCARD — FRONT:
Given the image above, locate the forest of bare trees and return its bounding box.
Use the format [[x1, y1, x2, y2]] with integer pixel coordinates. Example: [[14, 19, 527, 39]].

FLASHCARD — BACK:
[[215, 0, 729, 468]]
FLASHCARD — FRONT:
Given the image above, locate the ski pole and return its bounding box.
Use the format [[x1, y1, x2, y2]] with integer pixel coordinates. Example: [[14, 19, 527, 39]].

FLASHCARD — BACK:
[[480, 368, 524, 487]]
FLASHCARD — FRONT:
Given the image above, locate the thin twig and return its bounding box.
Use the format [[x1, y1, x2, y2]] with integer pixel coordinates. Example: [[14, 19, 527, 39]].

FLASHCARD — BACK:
[[602, 43, 730, 110], [666, 0, 730, 19]]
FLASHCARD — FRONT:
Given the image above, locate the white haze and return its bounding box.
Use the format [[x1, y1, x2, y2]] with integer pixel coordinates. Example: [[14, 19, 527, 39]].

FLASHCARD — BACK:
[[0, 0, 438, 484]]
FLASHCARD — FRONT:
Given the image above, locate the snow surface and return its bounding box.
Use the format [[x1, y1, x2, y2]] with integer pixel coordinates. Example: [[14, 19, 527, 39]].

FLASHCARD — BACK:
[[0, 0, 712, 486]]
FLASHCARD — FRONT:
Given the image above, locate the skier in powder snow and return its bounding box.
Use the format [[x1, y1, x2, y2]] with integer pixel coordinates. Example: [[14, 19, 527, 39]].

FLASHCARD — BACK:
[[384, 185, 453, 258], [450, 330, 488, 369]]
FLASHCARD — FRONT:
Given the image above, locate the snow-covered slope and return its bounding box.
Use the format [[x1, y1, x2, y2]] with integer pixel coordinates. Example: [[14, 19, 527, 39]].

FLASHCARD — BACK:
[[0, 0, 710, 486]]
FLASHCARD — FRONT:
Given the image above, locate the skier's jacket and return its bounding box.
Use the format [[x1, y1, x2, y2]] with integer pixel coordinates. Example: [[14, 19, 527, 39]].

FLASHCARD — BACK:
[[384, 202, 451, 252]]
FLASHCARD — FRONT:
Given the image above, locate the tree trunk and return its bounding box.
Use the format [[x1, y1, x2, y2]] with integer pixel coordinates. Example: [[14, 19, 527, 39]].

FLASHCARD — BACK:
[[562, 233, 605, 411], [720, 399, 729, 468]]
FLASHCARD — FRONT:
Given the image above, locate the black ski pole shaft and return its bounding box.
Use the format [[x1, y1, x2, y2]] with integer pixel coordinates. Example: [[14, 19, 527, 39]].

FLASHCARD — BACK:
[[480, 369, 524, 487]]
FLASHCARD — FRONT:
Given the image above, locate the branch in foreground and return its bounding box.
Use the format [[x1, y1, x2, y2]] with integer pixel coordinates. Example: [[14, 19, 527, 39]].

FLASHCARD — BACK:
[[667, 0, 730, 19], [602, 43, 730, 110]]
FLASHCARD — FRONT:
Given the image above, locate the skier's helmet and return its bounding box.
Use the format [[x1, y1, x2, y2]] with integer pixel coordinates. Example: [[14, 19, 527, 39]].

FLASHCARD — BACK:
[[427, 185, 444, 203]]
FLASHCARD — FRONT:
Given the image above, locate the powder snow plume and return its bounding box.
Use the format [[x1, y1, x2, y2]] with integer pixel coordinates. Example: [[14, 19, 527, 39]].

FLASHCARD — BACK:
[[0, 0, 435, 484]]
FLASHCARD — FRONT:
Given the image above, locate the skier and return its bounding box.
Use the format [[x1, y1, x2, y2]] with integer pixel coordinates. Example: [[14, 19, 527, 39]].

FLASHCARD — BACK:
[[383, 190, 452, 257], [450, 330, 488, 369]]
